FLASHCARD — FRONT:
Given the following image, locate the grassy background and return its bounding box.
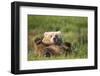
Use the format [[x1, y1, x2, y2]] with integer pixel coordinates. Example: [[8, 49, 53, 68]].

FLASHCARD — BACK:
[[28, 15, 88, 61]]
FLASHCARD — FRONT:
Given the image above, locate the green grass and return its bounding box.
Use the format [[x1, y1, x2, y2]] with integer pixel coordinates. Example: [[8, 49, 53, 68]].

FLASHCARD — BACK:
[[28, 15, 88, 61]]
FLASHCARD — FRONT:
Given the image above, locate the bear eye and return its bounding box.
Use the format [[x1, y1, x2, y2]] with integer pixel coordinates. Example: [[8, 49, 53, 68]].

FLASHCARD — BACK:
[[50, 35, 52, 38]]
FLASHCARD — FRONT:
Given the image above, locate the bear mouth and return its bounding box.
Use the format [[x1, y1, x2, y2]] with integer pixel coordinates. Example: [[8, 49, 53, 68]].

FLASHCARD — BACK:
[[53, 36, 62, 45]]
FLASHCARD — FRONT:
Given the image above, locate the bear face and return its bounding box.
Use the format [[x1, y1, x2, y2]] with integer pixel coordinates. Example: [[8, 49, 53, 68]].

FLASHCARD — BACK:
[[42, 31, 62, 45]]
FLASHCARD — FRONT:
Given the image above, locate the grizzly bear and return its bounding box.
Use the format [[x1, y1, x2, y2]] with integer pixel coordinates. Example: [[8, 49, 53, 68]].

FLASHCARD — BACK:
[[33, 31, 72, 57]]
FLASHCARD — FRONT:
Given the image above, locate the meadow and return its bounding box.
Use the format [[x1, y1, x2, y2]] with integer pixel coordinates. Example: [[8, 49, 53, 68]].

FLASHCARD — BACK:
[[28, 15, 88, 61]]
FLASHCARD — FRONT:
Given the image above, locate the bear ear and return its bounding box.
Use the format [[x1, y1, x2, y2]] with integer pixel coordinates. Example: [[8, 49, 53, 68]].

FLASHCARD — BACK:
[[57, 31, 61, 34], [44, 32, 48, 36]]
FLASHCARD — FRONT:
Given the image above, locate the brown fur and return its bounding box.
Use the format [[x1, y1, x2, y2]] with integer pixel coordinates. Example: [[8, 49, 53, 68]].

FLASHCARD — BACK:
[[33, 38, 47, 57], [33, 37, 72, 57]]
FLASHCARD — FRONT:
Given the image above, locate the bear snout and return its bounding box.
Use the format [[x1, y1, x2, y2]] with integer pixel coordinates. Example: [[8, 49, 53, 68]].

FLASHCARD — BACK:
[[53, 36, 62, 45]]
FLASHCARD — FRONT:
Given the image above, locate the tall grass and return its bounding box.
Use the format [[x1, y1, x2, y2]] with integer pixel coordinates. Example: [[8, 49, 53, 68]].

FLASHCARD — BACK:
[[28, 15, 88, 61]]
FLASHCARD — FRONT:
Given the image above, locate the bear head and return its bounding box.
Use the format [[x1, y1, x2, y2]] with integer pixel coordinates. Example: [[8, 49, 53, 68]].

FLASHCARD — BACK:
[[42, 31, 62, 45]]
